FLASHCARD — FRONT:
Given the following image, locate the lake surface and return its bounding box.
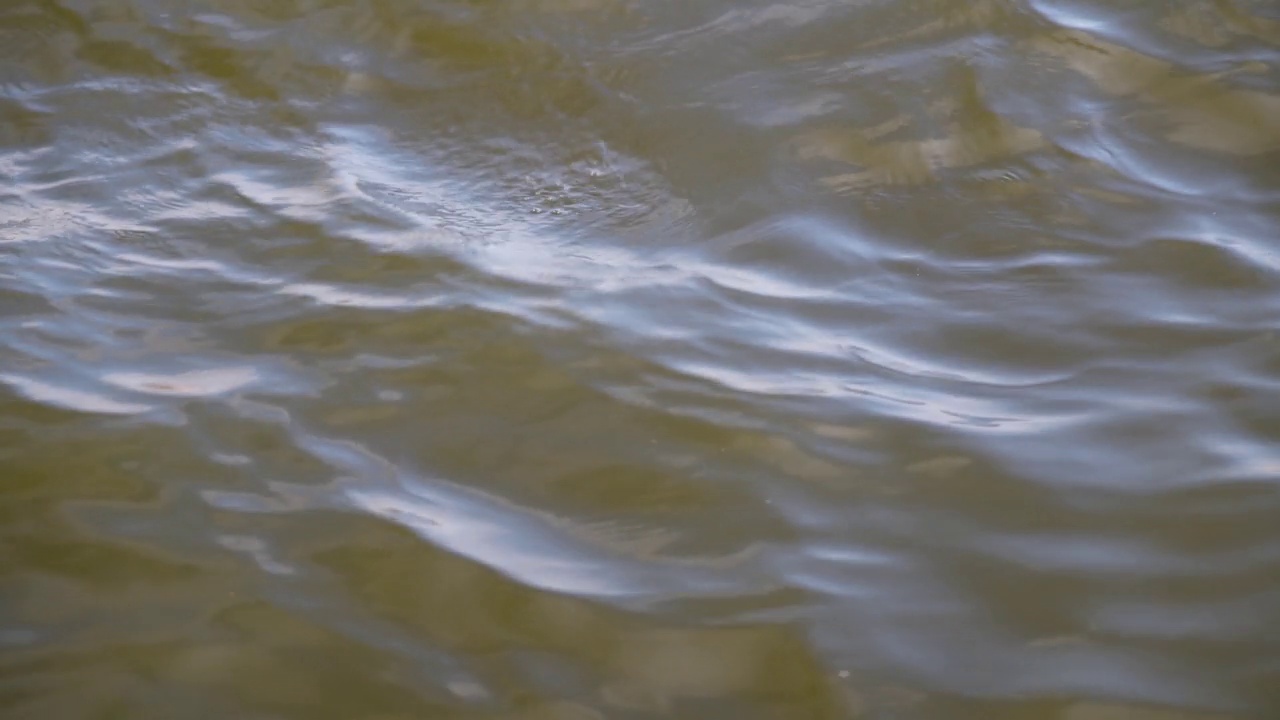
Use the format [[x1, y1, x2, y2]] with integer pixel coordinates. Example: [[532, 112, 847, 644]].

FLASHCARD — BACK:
[[2, 1, 1279, 718]]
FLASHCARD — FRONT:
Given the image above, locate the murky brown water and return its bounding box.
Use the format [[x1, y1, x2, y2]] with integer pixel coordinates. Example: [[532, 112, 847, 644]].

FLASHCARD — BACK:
[[3, 1, 1279, 718]]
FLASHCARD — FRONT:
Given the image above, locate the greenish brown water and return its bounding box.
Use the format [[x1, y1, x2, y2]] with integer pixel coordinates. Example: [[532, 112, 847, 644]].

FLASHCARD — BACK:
[[2, 1, 1279, 718]]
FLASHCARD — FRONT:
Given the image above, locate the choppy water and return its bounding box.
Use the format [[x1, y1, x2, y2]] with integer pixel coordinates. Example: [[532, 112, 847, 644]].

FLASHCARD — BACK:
[[3, 1, 1279, 718]]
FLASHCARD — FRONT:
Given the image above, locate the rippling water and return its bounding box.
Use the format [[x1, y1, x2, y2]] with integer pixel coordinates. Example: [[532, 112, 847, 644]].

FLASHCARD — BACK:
[[3, 1, 1279, 718]]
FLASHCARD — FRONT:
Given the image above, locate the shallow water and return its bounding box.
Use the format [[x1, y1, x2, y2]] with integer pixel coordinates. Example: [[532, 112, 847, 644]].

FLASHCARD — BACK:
[[2, 1, 1279, 718]]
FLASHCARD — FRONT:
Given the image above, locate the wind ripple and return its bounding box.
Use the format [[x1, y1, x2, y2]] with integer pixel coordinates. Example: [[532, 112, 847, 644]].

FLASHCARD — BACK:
[[2, 0, 1278, 717]]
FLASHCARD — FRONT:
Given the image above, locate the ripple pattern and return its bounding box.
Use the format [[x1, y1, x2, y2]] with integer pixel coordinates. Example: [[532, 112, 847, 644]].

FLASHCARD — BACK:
[[2, 1, 1278, 718]]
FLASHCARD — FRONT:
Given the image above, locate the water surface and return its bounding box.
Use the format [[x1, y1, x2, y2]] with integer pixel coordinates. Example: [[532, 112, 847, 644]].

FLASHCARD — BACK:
[[3, 1, 1279, 718]]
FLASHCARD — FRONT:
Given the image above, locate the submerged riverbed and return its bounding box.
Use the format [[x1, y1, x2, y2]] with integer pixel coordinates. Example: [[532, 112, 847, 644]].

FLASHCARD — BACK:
[[2, 1, 1279, 718]]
